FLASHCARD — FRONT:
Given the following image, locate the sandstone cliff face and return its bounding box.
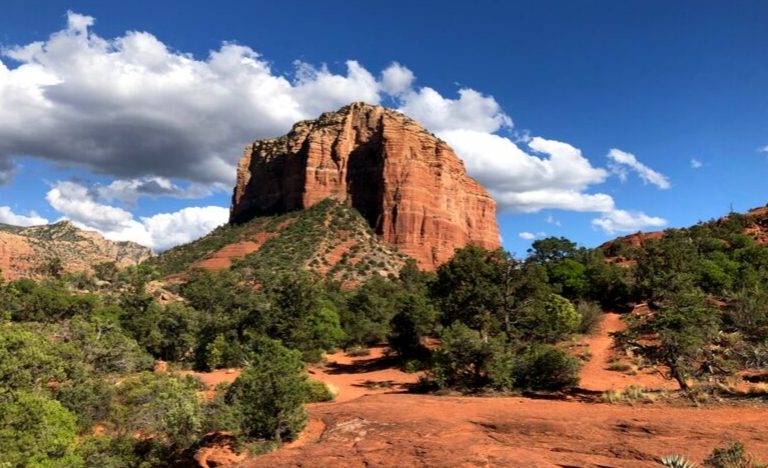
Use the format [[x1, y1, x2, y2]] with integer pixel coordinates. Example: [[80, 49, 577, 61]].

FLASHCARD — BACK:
[[230, 103, 500, 269], [0, 221, 153, 280]]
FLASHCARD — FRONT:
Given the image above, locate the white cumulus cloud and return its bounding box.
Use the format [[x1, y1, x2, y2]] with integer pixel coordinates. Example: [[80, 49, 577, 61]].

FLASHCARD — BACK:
[[591, 209, 667, 235], [690, 158, 703, 169], [45, 180, 228, 250], [518, 231, 546, 240], [0, 12, 408, 186], [608, 148, 670, 189], [440, 131, 612, 212], [0, 206, 49, 226]]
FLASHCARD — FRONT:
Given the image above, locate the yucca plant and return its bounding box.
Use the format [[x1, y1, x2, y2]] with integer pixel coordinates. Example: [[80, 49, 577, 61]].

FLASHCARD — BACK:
[[661, 454, 697, 468]]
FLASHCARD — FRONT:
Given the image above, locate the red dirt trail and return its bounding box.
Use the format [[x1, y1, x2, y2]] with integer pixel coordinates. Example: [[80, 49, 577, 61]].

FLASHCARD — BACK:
[[579, 313, 677, 392]]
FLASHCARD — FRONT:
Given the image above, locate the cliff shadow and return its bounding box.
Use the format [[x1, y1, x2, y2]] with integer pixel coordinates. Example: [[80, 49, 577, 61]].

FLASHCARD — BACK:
[[345, 132, 385, 234]]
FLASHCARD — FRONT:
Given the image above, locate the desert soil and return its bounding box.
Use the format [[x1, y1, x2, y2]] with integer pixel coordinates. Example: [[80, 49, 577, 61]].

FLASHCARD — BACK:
[[189, 314, 768, 467]]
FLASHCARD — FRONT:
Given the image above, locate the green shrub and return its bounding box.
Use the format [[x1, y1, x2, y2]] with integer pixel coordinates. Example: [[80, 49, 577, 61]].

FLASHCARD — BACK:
[[305, 380, 335, 402], [431, 323, 497, 390], [75, 435, 143, 468], [514, 344, 580, 391], [226, 338, 308, 443], [704, 441, 762, 467], [486, 346, 516, 391], [112, 372, 202, 447], [202, 383, 244, 434], [522, 294, 581, 343], [0, 392, 81, 467]]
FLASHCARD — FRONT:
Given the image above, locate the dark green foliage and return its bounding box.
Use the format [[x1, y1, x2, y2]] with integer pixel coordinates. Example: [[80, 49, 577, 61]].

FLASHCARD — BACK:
[[305, 380, 335, 402], [388, 293, 436, 365], [342, 275, 402, 346], [74, 435, 144, 468], [519, 293, 580, 343], [0, 391, 82, 467], [2, 278, 98, 322], [427, 245, 583, 393], [0, 326, 71, 393], [261, 272, 344, 361], [111, 372, 202, 446], [68, 316, 153, 374], [547, 258, 589, 299], [725, 288, 768, 342], [626, 290, 721, 391], [528, 237, 578, 264], [226, 338, 308, 442], [431, 322, 500, 390], [514, 344, 580, 391], [55, 377, 116, 432], [201, 384, 244, 435], [432, 246, 507, 333]]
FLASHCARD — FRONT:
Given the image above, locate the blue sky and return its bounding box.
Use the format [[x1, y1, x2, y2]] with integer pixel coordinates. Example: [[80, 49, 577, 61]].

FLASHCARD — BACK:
[[0, 1, 766, 255]]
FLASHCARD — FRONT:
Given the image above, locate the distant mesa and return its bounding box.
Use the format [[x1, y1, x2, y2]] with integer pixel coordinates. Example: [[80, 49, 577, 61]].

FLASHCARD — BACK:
[[0, 220, 152, 280], [230, 102, 500, 269]]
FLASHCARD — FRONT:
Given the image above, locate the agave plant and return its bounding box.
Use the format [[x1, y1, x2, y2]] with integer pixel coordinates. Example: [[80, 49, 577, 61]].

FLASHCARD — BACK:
[[660, 454, 697, 468]]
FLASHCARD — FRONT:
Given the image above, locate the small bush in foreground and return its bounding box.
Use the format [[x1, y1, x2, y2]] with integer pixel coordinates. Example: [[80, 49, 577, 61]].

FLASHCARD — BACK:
[[305, 380, 335, 402], [226, 338, 308, 443], [704, 441, 763, 467], [661, 454, 697, 468]]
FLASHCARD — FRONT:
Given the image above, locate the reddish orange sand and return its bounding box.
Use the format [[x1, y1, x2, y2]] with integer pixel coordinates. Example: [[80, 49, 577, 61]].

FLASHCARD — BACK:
[[187, 315, 768, 467], [252, 393, 768, 467], [308, 346, 421, 402]]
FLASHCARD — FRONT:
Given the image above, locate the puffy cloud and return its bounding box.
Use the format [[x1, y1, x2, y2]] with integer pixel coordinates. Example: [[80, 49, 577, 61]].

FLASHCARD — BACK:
[[440, 131, 612, 212], [94, 177, 216, 206], [45, 180, 228, 250], [607, 148, 670, 189], [380, 62, 415, 96], [0, 13, 397, 186], [0, 206, 48, 226], [518, 231, 546, 240], [758, 145, 768, 153], [398, 87, 512, 133], [690, 158, 703, 169], [140, 206, 230, 251], [591, 209, 667, 235]]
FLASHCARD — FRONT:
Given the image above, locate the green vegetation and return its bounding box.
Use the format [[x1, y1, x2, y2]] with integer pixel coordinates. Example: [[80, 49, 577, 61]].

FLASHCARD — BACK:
[[225, 338, 309, 443], [614, 213, 768, 393], [6, 202, 768, 463], [148, 199, 407, 284]]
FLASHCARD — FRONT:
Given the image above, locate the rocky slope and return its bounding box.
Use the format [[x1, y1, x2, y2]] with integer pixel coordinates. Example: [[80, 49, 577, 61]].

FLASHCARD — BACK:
[[230, 102, 500, 269], [601, 205, 768, 252], [0, 221, 153, 280], [148, 199, 409, 286]]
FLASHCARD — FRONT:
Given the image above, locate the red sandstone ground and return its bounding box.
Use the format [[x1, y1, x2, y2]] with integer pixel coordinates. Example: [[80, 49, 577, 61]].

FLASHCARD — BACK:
[[189, 314, 768, 467]]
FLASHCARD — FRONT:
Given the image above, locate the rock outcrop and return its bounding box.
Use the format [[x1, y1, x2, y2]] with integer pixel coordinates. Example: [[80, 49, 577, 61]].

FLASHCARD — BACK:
[[230, 102, 500, 269], [0, 220, 153, 280]]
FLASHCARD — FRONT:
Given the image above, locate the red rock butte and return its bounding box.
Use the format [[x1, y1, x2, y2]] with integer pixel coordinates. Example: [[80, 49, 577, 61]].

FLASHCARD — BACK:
[[229, 102, 500, 269]]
